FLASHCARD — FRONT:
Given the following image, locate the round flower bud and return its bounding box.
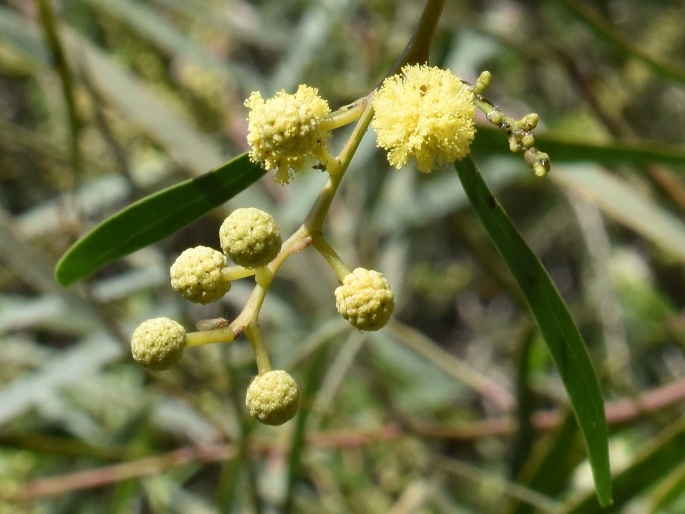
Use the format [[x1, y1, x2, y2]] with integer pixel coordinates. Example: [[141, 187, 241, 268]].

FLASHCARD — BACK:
[[245, 85, 331, 184], [335, 268, 395, 331], [220, 208, 282, 268], [246, 370, 300, 426], [170, 246, 231, 304], [372, 64, 476, 173], [131, 317, 186, 370]]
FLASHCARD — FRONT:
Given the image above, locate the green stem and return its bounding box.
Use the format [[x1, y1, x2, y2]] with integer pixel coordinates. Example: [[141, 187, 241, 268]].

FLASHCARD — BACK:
[[311, 233, 350, 282], [222, 0, 447, 348], [185, 328, 235, 347], [389, 0, 446, 74], [304, 99, 375, 234], [223, 265, 257, 282], [36, 0, 82, 175], [320, 98, 367, 132], [226, 102, 374, 340], [230, 280, 271, 331], [244, 323, 272, 374]]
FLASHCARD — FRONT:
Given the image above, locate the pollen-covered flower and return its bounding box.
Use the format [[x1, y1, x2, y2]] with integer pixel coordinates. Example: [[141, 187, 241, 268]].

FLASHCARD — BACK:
[[371, 64, 476, 173], [245, 85, 331, 184]]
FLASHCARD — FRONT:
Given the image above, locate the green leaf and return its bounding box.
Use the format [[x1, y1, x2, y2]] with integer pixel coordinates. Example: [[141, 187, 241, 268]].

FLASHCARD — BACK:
[[562, 415, 685, 513], [505, 412, 584, 514], [455, 156, 612, 507], [645, 459, 685, 514], [472, 127, 685, 167], [55, 153, 265, 286]]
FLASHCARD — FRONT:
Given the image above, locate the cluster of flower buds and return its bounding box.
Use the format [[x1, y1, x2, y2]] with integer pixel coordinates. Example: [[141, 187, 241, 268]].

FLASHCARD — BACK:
[[130, 201, 395, 424], [132, 206, 295, 423], [219, 207, 282, 268], [169, 207, 282, 308], [130, 64, 549, 425], [472, 71, 551, 177]]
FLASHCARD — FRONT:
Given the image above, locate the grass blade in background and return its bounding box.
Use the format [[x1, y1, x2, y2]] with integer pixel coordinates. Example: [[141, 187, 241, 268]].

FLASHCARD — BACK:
[[562, 415, 685, 513], [555, 0, 685, 86], [55, 153, 264, 286], [552, 165, 685, 264], [455, 156, 611, 507], [505, 413, 584, 514]]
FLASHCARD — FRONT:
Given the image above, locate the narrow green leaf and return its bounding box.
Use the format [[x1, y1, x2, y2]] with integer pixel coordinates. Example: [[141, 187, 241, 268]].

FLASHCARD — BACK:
[[55, 153, 264, 286], [283, 346, 330, 513], [646, 460, 685, 514], [472, 127, 685, 168], [506, 412, 584, 514], [455, 156, 612, 507]]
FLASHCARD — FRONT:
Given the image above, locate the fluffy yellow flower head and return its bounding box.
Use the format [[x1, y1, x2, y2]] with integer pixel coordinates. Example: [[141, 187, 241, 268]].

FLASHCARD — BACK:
[[245, 85, 331, 184], [371, 64, 476, 173]]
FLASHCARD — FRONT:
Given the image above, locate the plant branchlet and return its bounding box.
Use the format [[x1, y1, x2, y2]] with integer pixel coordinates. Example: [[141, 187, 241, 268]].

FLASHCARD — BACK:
[[471, 71, 551, 177], [130, 36, 554, 426]]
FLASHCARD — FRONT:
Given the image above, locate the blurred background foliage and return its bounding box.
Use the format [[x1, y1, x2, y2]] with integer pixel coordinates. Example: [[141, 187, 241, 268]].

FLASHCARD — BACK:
[[2, 0, 685, 512]]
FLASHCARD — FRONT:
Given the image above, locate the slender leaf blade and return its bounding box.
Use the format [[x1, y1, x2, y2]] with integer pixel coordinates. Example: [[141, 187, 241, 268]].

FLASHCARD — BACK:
[[455, 156, 611, 506], [506, 412, 584, 514], [472, 127, 685, 168], [55, 153, 265, 286]]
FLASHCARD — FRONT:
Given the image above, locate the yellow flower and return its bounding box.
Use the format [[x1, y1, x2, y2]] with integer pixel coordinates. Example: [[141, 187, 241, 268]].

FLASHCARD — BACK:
[[245, 85, 331, 184], [371, 65, 476, 173]]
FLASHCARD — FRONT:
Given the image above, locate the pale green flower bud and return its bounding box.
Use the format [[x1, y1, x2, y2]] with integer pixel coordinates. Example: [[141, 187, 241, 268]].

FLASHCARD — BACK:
[[170, 246, 231, 304], [246, 370, 300, 425], [220, 208, 282, 268], [131, 317, 186, 370], [335, 268, 395, 331]]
